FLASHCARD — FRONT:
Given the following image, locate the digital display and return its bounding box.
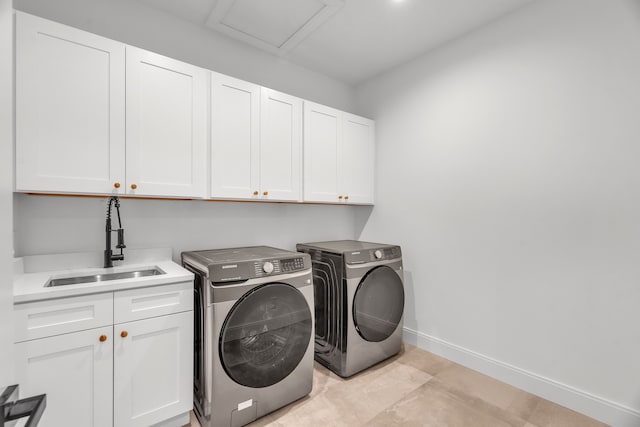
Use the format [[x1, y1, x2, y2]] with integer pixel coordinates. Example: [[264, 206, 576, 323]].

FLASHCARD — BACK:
[[281, 257, 304, 272]]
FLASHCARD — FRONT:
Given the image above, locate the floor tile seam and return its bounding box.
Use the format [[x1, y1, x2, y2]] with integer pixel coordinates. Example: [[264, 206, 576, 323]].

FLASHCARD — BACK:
[[314, 363, 433, 425], [311, 369, 356, 394], [522, 398, 546, 427], [311, 376, 343, 396], [326, 358, 421, 392], [525, 398, 610, 427], [395, 357, 456, 377], [337, 362, 398, 385], [356, 376, 434, 427], [423, 379, 532, 427], [430, 365, 540, 415], [427, 362, 584, 426]]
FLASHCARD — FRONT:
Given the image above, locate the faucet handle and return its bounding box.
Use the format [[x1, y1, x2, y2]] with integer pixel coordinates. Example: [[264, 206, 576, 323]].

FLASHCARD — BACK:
[[116, 229, 126, 249]]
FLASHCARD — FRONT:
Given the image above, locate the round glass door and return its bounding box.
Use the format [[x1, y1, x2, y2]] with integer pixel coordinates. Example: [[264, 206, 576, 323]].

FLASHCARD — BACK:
[[220, 283, 312, 388], [353, 266, 404, 342]]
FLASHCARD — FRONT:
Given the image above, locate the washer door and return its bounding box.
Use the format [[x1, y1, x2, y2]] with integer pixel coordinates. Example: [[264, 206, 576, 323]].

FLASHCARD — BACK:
[[220, 283, 312, 388], [353, 266, 404, 342]]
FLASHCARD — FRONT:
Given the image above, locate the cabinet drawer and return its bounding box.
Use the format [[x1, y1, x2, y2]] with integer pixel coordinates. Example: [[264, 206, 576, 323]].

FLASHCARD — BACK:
[[114, 282, 193, 324], [14, 293, 114, 342]]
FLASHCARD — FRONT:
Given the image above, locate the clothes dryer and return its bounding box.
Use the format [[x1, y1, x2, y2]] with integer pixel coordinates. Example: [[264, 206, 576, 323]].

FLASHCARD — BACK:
[[296, 240, 404, 377], [182, 246, 314, 427]]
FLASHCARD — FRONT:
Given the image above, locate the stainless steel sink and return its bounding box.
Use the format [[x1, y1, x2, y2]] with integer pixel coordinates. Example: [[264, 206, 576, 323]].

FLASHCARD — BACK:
[[45, 268, 166, 287]]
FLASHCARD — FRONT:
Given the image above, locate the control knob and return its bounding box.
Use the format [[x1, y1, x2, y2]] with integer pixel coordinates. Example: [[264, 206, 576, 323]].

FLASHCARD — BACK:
[[262, 262, 274, 274], [374, 250, 383, 259]]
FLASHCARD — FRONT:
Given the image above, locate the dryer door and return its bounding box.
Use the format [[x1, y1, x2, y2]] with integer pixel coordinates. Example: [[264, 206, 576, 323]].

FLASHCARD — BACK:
[[353, 266, 404, 342], [220, 283, 312, 388]]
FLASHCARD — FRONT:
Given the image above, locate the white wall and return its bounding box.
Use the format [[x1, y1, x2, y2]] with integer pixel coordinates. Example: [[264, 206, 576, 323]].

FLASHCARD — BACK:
[[14, 0, 356, 112], [0, 0, 14, 388], [13, 194, 362, 263], [356, 0, 640, 425]]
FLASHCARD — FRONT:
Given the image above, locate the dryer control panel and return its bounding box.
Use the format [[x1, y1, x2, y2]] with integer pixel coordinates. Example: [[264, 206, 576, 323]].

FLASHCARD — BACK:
[[344, 246, 402, 265]]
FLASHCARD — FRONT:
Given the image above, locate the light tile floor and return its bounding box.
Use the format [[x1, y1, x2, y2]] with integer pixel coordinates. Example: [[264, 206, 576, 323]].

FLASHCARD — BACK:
[[189, 344, 609, 427]]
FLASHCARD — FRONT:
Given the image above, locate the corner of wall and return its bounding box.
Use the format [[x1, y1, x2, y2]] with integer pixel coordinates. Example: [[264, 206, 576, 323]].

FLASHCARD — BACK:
[[0, 0, 15, 387]]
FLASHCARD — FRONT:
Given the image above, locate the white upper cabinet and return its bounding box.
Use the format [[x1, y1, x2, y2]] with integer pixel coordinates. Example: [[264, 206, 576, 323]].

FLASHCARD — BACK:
[[14, 14, 373, 204], [260, 88, 302, 202], [303, 102, 342, 203], [341, 113, 375, 204], [304, 102, 375, 204], [15, 13, 207, 198], [211, 75, 302, 201], [15, 12, 125, 194], [126, 47, 207, 198], [211, 73, 260, 199]]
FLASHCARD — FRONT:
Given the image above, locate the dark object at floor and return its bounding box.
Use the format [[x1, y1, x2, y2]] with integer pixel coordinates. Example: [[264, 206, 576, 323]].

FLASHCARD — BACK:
[[0, 384, 46, 427]]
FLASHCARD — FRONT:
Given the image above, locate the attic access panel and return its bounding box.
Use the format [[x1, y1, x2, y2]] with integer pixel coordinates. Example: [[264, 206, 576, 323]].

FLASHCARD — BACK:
[[206, 0, 344, 55]]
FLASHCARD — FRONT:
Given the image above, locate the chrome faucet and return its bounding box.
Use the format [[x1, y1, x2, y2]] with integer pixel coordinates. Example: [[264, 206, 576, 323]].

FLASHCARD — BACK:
[[104, 196, 126, 268]]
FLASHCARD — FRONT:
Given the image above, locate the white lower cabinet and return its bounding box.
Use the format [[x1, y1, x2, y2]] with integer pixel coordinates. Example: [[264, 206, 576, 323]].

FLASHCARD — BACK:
[[114, 312, 193, 427], [13, 283, 193, 427], [14, 326, 114, 427]]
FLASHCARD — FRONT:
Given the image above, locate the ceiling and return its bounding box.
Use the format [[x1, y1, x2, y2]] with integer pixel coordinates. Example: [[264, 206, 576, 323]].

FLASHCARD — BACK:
[[138, 0, 536, 85]]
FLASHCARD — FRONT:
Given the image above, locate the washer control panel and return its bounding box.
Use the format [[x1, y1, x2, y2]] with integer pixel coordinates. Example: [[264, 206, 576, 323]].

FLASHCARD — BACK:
[[253, 256, 308, 277], [345, 246, 402, 264], [184, 247, 311, 285]]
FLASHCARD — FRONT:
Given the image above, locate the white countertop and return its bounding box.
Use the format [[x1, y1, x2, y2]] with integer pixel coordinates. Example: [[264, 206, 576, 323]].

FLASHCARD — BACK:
[[13, 248, 194, 304]]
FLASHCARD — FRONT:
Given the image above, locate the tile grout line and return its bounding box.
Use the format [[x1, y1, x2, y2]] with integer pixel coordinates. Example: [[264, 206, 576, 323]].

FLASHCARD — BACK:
[[358, 374, 435, 427]]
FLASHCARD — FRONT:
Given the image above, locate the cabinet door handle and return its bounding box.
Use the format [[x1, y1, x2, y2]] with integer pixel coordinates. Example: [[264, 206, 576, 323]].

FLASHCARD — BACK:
[[338, 195, 343, 200], [344, 196, 349, 200], [253, 191, 259, 196], [263, 191, 268, 196], [120, 331, 128, 338], [130, 184, 137, 190], [99, 335, 107, 342], [114, 182, 121, 189]]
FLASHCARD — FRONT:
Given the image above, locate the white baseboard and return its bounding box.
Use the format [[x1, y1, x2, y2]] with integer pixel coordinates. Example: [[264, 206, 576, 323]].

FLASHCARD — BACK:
[[403, 327, 640, 427]]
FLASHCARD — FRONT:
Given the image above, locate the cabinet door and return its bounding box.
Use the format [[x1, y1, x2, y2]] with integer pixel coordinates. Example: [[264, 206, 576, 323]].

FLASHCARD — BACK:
[[260, 88, 302, 202], [341, 113, 375, 204], [303, 101, 342, 203], [14, 326, 113, 427], [126, 47, 207, 198], [15, 12, 125, 194], [211, 73, 260, 199], [114, 311, 193, 427]]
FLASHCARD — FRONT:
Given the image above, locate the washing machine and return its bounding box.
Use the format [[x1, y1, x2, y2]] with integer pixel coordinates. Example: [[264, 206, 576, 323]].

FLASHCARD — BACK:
[[296, 240, 404, 378], [181, 246, 314, 427]]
